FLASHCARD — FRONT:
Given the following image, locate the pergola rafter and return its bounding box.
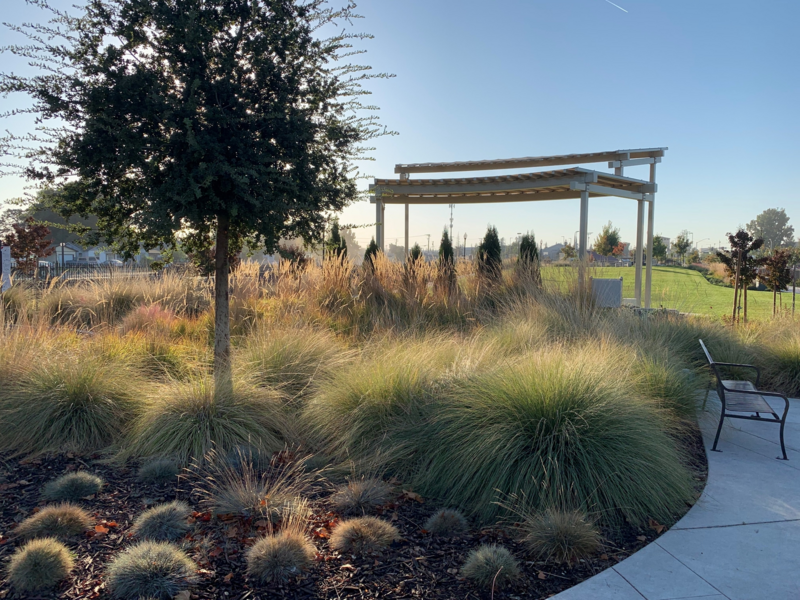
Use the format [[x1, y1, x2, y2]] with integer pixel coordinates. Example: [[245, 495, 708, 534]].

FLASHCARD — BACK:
[[369, 147, 666, 308]]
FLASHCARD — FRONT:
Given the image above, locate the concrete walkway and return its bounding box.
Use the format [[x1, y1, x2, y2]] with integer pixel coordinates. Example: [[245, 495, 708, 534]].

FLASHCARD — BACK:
[[554, 393, 800, 600]]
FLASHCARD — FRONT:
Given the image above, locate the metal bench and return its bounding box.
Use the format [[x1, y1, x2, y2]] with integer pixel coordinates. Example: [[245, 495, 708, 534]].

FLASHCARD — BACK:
[[700, 339, 790, 460]]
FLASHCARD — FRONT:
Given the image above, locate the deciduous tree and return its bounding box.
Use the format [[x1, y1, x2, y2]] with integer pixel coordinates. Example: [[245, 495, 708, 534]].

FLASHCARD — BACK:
[[593, 221, 621, 256], [762, 249, 792, 315], [3, 217, 53, 275], [1, 0, 391, 389], [746, 208, 795, 250], [672, 232, 692, 265]]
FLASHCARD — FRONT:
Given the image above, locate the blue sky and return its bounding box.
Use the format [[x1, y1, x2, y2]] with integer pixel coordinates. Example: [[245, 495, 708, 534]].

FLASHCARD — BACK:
[[2, 0, 799, 251]]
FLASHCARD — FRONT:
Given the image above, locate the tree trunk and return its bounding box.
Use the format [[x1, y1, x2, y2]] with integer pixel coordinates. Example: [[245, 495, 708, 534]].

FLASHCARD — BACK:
[[774, 288, 777, 316], [214, 213, 232, 395], [743, 285, 748, 323], [732, 249, 741, 324]]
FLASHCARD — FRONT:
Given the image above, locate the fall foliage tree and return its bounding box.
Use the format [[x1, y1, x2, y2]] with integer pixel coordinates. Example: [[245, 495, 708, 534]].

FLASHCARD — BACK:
[[762, 249, 792, 315], [3, 217, 53, 275], [593, 222, 621, 256], [717, 230, 765, 323]]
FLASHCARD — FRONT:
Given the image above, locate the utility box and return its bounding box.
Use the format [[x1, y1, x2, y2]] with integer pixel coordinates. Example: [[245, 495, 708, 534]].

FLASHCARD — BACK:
[[591, 277, 623, 308]]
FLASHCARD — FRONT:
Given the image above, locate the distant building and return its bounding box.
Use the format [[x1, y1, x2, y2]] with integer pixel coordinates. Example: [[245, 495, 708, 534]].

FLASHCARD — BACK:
[[540, 243, 565, 261]]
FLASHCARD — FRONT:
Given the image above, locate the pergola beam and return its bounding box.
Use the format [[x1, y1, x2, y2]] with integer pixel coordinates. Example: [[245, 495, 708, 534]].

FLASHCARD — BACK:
[[371, 173, 599, 198]]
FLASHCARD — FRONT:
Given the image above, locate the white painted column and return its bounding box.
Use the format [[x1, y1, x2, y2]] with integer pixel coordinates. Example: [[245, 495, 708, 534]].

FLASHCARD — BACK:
[[375, 198, 384, 252], [404, 203, 409, 259], [635, 200, 645, 306], [578, 190, 589, 259], [645, 162, 656, 308]]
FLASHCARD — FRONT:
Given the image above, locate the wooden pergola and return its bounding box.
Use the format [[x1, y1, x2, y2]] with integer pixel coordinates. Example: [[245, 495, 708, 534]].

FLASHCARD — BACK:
[[369, 147, 666, 308]]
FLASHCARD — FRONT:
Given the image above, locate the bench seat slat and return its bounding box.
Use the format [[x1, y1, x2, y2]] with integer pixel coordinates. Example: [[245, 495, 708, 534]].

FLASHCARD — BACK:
[[720, 380, 776, 414]]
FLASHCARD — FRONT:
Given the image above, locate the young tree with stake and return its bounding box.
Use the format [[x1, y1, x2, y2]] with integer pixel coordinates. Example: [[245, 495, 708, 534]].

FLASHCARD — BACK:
[[1, 0, 392, 390]]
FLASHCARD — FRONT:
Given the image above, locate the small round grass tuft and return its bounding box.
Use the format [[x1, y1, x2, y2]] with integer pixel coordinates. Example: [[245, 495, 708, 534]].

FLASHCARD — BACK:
[[132, 501, 192, 542], [330, 478, 392, 515], [16, 503, 93, 541], [137, 459, 180, 485], [42, 472, 104, 502], [424, 508, 468, 536], [517, 508, 602, 563], [246, 529, 316, 584], [105, 541, 197, 600], [329, 516, 398, 555], [461, 544, 520, 589], [7, 538, 74, 592]]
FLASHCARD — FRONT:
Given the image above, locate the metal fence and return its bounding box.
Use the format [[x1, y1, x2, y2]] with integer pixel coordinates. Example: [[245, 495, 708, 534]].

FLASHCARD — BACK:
[[10, 263, 186, 282]]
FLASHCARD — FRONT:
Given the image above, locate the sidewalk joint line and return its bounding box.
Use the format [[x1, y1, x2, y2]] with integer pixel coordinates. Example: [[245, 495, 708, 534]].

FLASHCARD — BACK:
[[654, 541, 731, 600], [673, 518, 800, 531], [610, 566, 648, 599]]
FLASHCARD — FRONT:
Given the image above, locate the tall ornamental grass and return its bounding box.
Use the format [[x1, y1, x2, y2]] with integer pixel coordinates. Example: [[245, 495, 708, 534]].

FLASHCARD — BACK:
[[412, 347, 695, 525], [0, 354, 141, 454], [121, 376, 292, 464]]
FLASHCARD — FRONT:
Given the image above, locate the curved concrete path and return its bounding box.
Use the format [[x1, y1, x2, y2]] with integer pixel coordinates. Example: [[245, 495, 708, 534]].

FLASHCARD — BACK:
[[554, 393, 800, 600]]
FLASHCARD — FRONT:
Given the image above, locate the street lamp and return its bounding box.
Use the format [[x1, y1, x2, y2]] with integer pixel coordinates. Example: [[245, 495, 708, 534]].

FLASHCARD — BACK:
[[463, 233, 468, 259], [59, 242, 66, 268]]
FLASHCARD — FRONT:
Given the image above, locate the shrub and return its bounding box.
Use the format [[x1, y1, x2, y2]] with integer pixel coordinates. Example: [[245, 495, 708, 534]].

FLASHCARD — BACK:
[[0, 355, 141, 454], [329, 517, 398, 555], [137, 458, 180, 485], [6, 538, 74, 592], [412, 348, 695, 525], [121, 376, 292, 465], [105, 541, 197, 600], [330, 478, 392, 515], [197, 447, 311, 522], [424, 508, 468, 536], [16, 504, 93, 541], [461, 544, 520, 589], [246, 528, 315, 584], [514, 507, 601, 563], [42, 472, 104, 502], [238, 327, 353, 401], [132, 501, 192, 542]]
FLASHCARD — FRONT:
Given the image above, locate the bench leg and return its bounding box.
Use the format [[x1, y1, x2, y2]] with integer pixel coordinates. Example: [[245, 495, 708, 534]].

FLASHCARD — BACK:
[[779, 414, 788, 461], [712, 411, 725, 453]]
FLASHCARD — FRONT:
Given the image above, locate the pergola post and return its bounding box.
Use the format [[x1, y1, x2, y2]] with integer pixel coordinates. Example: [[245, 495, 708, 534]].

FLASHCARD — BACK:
[[404, 203, 409, 259], [635, 200, 645, 306], [645, 162, 656, 308], [376, 197, 384, 252], [578, 189, 589, 259]]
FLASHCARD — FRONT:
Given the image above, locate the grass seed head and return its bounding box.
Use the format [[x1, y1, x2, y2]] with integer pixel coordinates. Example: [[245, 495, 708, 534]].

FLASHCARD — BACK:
[[7, 538, 74, 592], [16, 503, 93, 541], [105, 541, 197, 600]]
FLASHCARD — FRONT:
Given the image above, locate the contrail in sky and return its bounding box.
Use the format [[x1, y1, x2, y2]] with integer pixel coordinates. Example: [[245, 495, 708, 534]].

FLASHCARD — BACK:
[[604, 0, 629, 12]]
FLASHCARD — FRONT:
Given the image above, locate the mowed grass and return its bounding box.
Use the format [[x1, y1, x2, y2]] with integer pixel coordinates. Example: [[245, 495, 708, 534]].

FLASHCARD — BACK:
[[544, 266, 791, 320]]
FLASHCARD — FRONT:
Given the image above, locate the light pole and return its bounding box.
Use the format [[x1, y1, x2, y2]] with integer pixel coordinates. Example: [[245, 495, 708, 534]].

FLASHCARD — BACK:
[[463, 233, 468, 259], [59, 242, 66, 268]]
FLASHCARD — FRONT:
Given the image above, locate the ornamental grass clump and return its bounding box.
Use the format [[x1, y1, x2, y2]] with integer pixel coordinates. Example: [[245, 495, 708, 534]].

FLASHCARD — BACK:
[[461, 544, 520, 589], [245, 507, 315, 584], [132, 501, 192, 542], [413, 347, 695, 525], [514, 507, 601, 563], [330, 478, 392, 515], [6, 538, 74, 592], [196, 447, 312, 522], [121, 376, 291, 465], [329, 516, 398, 555], [42, 472, 104, 502], [16, 504, 93, 541], [303, 337, 457, 465], [761, 327, 800, 397], [631, 354, 698, 421], [424, 508, 468, 536], [137, 458, 180, 485], [105, 541, 197, 600], [238, 326, 354, 401], [0, 355, 141, 454]]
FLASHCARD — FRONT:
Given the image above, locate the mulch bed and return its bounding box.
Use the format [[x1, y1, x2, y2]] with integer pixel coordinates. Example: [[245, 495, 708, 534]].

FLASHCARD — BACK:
[[0, 425, 708, 600]]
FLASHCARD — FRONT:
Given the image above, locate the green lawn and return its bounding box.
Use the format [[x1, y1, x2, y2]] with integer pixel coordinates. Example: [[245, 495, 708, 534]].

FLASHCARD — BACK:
[[544, 266, 795, 320]]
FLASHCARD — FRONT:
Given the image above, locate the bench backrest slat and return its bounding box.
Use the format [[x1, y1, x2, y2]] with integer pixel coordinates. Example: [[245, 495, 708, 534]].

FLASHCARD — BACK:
[[699, 339, 715, 365]]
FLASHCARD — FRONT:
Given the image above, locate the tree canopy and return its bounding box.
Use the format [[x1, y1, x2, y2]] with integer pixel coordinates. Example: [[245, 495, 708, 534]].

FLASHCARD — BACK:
[[593, 221, 621, 256], [672, 231, 692, 265], [746, 208, 795, 250], [1, 0, 391, 385]]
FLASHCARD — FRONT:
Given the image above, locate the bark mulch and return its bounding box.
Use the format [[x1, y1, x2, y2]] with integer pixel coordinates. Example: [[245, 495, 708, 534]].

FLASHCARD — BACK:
[[0, 425, 707, 600]]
